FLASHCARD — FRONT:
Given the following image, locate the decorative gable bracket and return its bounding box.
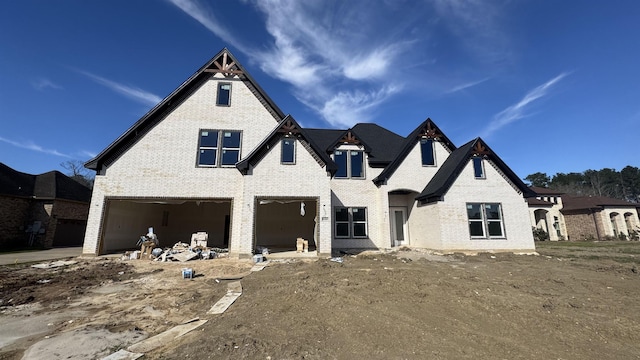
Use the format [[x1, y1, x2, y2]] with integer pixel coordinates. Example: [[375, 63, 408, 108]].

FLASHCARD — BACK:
[[419, 122, 442, 140], [204, 51, 244, 77]]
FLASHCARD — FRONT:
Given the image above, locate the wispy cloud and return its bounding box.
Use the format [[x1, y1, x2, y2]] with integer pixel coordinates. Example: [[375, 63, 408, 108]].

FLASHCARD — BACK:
[[168, 0, 417, 127], [482, 72, 569, 138], [78, 150, 98, 159], [32, 78, 63, 91], [0, 136, 70, 157], [75, 70, 162, 106], [445, 77, 491, 94]]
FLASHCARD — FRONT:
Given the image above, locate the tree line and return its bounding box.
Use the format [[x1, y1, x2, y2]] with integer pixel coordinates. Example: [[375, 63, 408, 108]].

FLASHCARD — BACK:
[[524, 166, 640, 202]]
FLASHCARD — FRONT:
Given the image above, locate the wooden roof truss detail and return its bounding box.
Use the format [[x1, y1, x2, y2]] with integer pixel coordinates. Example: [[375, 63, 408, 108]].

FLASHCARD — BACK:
[[339, 131, 361, 145], [204, 51, 244, 77], [419, 122, 441, 140], [472, 141, 490, 157]]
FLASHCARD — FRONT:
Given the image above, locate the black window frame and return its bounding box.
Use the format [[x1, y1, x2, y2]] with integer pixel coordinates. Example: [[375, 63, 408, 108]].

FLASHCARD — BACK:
[[420, 138, 435, 166], [333, 149, 365, 179], [473, 157, 485, 179], [334, 207, 368, 238], [216, 82, 232, 106], [281, 138, 296, 164], [197, 129, 242, 167]]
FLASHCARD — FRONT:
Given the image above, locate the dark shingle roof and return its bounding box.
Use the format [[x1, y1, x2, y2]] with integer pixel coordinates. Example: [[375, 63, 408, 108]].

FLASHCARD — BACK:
[[527, 198, 555, 206], [0, 163, 91, 202], [416, 138, 536, 203], [0, 163, 35, 197], [305, 124, 404, 168], [561, 196, 638, 212], [85, 48, 285, 174], [350, 123, 405, 167]]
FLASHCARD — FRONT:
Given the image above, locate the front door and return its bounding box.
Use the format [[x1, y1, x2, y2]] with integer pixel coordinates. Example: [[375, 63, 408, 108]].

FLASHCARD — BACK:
[[390, 207, 408, 247]]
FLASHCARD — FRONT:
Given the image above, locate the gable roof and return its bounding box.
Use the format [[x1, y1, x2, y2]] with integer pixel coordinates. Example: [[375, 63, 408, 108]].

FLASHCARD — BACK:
[[0, 163, 91, 202], [305, 123, 405, 168], [85, 48, 285, 174], [373, 118, 456, 185], [236, 115, 338, 175], [416, 138, 536, 203], [350, 123, 405, 167], [561, 195, 639, 212]]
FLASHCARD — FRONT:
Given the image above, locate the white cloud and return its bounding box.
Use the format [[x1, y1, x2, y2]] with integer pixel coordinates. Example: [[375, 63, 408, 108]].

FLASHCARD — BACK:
[[482, 72, 569, 138], [169, 0, 414, 127], [0, 135, 70, 157], [32, 78, 63, 91], [76, 70, 162, 106], [445, 77, 491, 94]]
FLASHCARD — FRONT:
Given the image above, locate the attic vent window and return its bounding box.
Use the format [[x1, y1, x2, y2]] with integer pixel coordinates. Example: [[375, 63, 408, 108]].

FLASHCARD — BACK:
[[217, 83, 231, 106], [473, 157, 485, 179], [281, 138, 296, 164], [420, 139, 435, 166]]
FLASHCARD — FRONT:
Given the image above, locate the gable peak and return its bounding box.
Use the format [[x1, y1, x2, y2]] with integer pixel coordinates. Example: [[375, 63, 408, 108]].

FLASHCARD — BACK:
[[418, 119, 441, 140], [204, 49, 244, 78], [471, 138, 490, 156]]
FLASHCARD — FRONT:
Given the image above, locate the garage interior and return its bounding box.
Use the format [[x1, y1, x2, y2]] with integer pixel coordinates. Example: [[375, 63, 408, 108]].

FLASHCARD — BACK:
[[255, 198, 317, 254], [99, 198, 231, 254]]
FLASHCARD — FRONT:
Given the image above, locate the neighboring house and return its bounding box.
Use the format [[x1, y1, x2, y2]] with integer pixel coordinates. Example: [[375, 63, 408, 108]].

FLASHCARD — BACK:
[[82, 48, 536, 258], [0, 163, 92, 249], [527, 186, 568, 241], [528, 187, 640, 240]]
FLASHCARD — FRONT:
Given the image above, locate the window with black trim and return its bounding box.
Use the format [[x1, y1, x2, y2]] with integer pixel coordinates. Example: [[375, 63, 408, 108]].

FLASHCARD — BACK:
[[467, 203, 504, 238], [217, 83, 231, 106], [197, 130, 241, 167], [334, 207, 368, 238], [420, 139, 435, 166], [473, 157, 485, 178], [281, 138, 295, 164], [334, 150, 365, 179]]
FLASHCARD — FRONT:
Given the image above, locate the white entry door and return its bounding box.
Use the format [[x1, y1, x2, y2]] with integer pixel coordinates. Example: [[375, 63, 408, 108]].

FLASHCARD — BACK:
[[390, 207, 408, 247]]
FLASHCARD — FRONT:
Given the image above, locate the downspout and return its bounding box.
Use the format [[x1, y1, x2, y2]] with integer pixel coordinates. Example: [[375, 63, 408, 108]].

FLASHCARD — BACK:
[[591, 209, 602, 241]]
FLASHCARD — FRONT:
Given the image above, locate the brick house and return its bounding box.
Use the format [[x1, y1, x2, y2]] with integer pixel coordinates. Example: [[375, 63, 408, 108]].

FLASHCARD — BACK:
[[82, 48, 536, 258], [528, 188, 640, 241], [0, 163, 92, 249]]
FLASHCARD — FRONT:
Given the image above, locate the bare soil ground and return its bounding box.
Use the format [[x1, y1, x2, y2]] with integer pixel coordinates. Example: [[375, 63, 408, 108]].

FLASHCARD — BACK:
[[2, 242, 640, 359]]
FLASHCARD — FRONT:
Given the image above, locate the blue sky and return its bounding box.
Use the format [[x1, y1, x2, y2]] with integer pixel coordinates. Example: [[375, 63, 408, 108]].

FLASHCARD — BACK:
[[1, 0, 639, 180]]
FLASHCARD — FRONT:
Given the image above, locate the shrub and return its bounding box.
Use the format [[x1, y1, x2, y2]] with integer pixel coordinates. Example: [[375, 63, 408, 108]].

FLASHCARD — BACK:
[[532, 227, 549, 241]]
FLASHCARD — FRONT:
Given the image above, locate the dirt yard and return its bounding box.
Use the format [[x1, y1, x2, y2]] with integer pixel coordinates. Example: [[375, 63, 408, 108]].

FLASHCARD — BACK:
[[2, 242, 640, 359]]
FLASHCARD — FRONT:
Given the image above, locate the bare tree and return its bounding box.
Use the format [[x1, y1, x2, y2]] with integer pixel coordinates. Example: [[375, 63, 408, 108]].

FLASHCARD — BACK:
[[60, 160, 94, 189]]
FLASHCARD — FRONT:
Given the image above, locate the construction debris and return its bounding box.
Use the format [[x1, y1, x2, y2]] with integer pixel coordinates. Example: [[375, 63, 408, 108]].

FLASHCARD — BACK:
[[31, 260, 78, 269], [207, 281, 242, 314]]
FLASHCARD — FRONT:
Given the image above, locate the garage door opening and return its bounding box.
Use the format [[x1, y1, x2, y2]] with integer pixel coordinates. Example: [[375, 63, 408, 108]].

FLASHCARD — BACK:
[[255, 198, 317, 254], [99, 198, 231, 254]]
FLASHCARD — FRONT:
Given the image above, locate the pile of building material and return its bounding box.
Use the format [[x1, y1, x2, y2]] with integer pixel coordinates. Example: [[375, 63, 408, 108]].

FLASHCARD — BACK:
[[123, 231, 228, 262]]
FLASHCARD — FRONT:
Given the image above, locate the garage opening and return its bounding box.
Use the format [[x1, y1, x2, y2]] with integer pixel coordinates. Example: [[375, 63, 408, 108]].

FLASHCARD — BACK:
[[99, 198, 231, 254], [255, 198, 317, 254]]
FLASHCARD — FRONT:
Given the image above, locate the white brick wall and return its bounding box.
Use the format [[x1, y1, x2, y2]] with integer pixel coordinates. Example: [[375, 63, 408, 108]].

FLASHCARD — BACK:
[[386, 140, 451, 192], [432, 159, 535, 252], [83, 76, 279, 256]]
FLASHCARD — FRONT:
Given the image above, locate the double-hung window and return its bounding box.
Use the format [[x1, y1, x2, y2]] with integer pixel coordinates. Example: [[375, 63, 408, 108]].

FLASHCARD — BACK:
[[420, 139, 435, 166], [334, 207, 368, 238], [281, 138, 295, 164], [217, 83, 231, 106], [334, 150, 365, 179], [467, 203, 505, 238], [198, 130, 241, 167]]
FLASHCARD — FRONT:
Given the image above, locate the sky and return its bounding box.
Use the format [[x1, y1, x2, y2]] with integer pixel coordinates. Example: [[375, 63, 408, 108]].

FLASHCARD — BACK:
[[1, 0, 639, 181]]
